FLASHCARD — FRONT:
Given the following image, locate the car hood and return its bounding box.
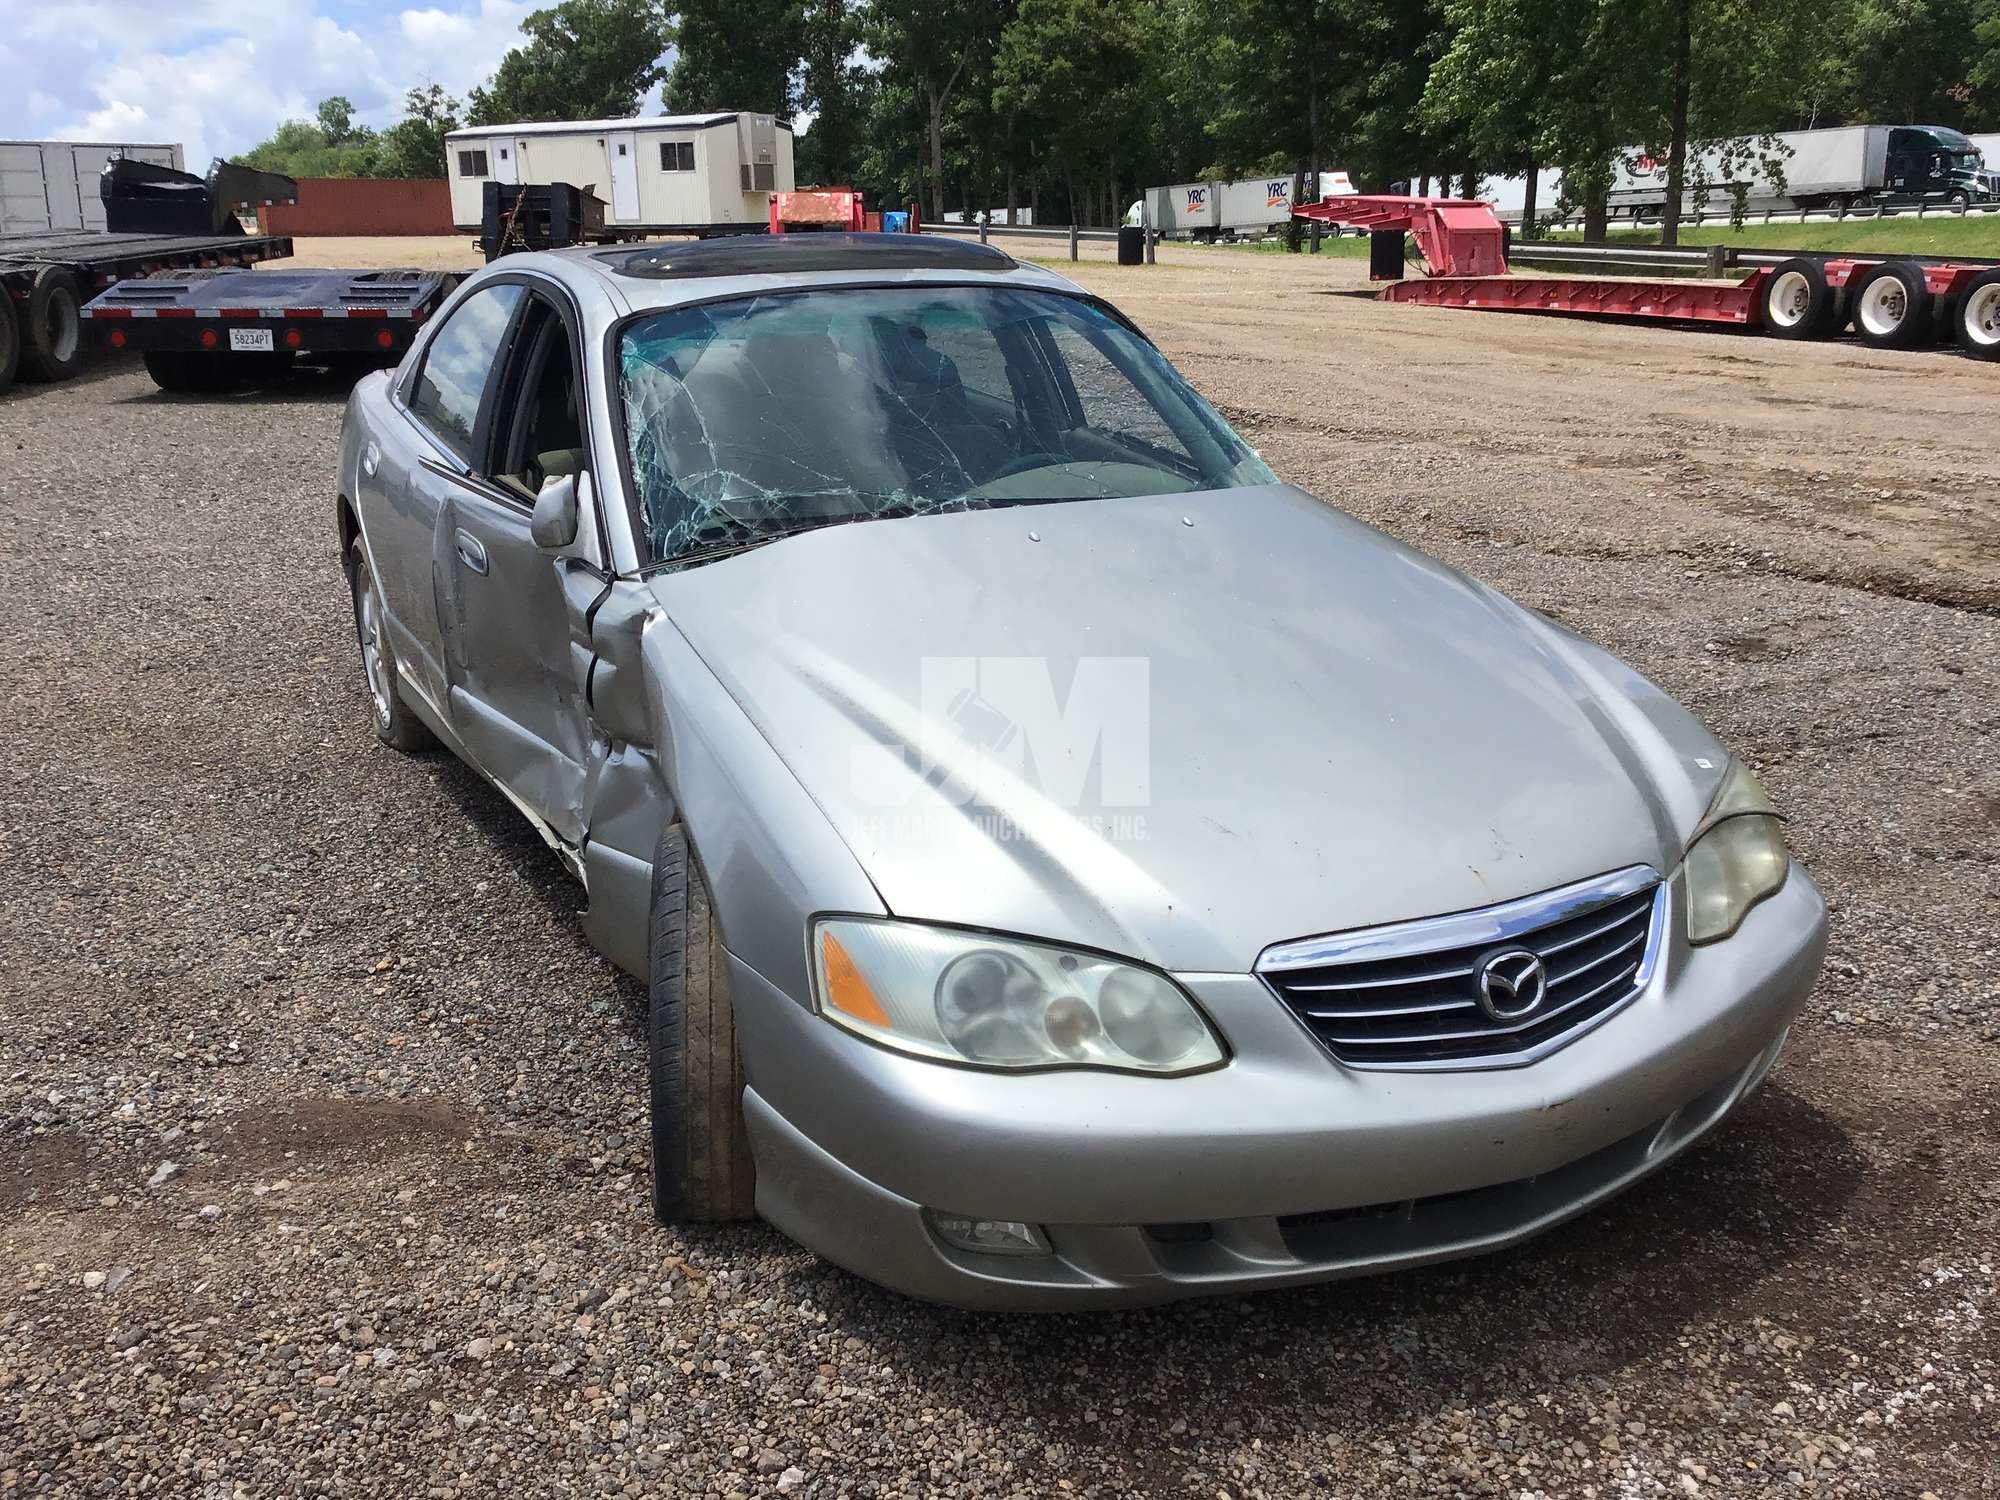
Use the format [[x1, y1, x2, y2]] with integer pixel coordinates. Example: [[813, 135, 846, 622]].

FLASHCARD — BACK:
[[651, 485, 1719, 973]]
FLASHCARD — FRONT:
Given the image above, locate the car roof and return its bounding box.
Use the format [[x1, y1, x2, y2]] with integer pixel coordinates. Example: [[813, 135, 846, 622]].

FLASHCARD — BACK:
[[513, 233, 1085, 316]]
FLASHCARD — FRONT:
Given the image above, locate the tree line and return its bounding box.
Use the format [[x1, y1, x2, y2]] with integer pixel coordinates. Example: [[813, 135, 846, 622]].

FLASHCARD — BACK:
[[244, 0, 2000, 245]]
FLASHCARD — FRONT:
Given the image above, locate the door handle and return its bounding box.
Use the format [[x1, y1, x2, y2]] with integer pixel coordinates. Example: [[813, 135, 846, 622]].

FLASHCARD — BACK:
[[454, 529, 489, 575]]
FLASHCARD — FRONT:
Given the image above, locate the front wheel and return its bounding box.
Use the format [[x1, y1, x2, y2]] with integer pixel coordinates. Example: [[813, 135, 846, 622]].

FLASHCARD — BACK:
[[648, 824, 756, 1224]]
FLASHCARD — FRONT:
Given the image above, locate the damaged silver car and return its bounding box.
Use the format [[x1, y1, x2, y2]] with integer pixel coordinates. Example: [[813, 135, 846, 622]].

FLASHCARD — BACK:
[[336, 235, 1827, 1309]]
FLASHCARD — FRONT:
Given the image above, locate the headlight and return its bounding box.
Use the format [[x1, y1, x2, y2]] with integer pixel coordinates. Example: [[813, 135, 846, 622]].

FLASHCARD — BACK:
[[1681, 760, 1791, 944], [809, 917, 1225, 1075]]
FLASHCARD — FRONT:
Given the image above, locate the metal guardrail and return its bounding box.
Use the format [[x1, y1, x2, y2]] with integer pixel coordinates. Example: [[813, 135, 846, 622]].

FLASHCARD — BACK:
[[1516, 201, 2000, 232], [923, 219, 1124, 261]]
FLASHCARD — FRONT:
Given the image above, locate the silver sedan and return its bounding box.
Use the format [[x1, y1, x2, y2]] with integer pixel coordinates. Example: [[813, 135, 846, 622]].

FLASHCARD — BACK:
[[335, 234, 1827, 1308]]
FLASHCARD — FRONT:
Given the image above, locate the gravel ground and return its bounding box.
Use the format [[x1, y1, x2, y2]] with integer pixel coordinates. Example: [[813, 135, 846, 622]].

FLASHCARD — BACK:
[[0, 239, 1995, 1498]]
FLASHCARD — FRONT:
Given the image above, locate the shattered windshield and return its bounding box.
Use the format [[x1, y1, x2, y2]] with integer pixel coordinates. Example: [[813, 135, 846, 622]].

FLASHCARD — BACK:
[[617, 285, 1275, 566]]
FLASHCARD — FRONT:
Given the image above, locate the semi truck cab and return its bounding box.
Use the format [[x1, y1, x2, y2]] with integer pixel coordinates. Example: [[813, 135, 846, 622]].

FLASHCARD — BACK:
[[1885, 126, 1996, 205]]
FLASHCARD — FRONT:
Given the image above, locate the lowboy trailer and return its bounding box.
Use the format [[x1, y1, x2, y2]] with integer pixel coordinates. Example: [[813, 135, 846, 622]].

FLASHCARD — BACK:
[[81, 266, 456, 393], [1294, 194, 2000, 360]]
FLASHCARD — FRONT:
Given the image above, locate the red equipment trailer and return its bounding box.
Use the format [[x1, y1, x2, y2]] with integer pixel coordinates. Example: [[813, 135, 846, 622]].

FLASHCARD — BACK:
[[1292, 194, 2000, 360]]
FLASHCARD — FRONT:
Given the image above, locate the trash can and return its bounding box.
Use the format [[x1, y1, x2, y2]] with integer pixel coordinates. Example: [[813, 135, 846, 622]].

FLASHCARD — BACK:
[[1117, 225, 1144, 265]]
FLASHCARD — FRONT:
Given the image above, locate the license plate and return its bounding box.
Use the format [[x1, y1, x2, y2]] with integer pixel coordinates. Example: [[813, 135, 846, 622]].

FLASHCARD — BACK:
[[229, 327, 274, 352]]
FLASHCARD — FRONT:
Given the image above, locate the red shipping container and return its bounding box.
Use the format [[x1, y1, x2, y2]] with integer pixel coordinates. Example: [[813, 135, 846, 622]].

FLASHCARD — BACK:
[[258, 178, 454, 237]]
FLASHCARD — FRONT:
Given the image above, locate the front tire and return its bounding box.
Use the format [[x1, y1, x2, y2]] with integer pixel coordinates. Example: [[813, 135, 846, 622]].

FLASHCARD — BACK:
[[648, 824, 756, 1224], [345, 537, 435, 751]]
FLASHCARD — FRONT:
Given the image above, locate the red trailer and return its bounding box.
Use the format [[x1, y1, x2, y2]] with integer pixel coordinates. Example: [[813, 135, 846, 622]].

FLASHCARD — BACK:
[[1293, 194, 2000, 359]]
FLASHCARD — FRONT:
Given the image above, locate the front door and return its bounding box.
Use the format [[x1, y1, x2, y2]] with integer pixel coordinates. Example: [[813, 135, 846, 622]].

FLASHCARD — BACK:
[[388, 281, 528, 715], [606, 132, 641, 222], [493, 138, 521, 185], [438, 287, 597, 842]]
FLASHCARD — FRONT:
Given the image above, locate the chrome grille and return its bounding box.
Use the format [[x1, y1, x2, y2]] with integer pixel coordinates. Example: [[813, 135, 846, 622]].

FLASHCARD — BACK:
[[1257, 867, 1665, 1070]]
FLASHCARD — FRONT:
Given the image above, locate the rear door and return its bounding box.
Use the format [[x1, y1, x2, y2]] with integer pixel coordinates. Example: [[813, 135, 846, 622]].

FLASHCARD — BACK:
[[436, 282, 599, 841]]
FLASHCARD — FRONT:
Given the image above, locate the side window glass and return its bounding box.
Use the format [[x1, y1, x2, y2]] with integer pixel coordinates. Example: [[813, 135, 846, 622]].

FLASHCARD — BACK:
[[495, 305, 586, 495], [408, 285, 525, 464]]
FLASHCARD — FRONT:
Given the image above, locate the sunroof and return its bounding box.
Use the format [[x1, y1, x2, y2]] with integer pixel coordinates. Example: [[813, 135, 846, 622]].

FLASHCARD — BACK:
[[606, 232, 1018, 279]]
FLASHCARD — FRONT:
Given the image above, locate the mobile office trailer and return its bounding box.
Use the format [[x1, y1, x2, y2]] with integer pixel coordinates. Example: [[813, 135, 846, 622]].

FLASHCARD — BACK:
[[1, 140, 183, 235], [1609, 125, 1997, 216], [444, 113, 794, 236]]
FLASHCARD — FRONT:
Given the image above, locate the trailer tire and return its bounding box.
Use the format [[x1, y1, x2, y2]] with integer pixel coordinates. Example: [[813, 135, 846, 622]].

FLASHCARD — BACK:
[[21, 267, 84, 382], [1952, 268, 2000, 360], [0, 289, 19, 394], [1849, 261, 1933, 348], [1758, 259, 1838, 340]]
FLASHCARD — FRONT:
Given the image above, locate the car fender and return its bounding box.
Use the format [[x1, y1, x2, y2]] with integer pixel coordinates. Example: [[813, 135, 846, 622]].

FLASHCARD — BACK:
[[577, 588, 884, 1003]]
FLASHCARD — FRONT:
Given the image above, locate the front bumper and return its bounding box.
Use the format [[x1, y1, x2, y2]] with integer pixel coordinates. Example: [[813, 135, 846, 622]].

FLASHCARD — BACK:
[[736, 866, 1828, 1310]]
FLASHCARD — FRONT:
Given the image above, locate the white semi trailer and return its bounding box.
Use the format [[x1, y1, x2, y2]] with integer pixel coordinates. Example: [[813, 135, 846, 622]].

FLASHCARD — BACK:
[[1608, 125, 1998, 217], [1132, 170, 1354, 240], [1, 139, 183, 236]]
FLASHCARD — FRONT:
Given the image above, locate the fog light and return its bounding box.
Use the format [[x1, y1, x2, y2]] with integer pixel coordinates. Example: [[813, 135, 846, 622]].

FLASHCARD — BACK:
[[924, 1210, 1051, 1257]]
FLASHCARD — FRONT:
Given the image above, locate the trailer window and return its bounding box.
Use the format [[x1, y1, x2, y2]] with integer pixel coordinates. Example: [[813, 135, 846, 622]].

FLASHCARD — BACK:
[[661, 141, 695, 172], [409, 284, 524, 465], [457, 149, 489, 177], [618, 285, 1275, 567]]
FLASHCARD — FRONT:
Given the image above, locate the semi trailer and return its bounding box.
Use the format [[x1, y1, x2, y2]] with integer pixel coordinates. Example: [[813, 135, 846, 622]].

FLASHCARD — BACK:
[[1609, 125, 1998, 218], [1, 138, 183, 235], [1, 156, 293, 394], [1130, 170, 1354, 240], [1293, 193, 1999, 360]]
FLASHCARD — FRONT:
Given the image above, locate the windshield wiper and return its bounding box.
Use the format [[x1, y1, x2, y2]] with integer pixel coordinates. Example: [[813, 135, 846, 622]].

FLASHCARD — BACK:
[[642, 499, 948, 574]]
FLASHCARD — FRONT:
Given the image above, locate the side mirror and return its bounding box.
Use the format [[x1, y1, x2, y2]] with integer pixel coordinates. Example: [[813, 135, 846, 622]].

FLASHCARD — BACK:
[[531, 473, 579, 551]]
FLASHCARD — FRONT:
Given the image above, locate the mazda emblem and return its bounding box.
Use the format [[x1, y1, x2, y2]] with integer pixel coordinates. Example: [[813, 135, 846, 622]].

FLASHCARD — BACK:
[[1475, 947, 1548, 1021]]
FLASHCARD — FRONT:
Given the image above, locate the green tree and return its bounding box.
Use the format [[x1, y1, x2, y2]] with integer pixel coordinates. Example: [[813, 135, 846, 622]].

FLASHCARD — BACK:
[[1841, 0, 1981, 126], [865, 0, 1007, 219], [240, 100, 382, 178], [374, 84, 461, 178], [665, 0, 805, 115], [796, 0, 874, 185], [993, 0, 1153, 224], [467, 0, 673, 124], [1977, 0, 2000, 105]]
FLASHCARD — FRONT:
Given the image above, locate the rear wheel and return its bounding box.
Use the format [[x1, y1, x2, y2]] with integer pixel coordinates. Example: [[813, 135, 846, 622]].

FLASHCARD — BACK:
[[1850, 261, 1933, 349], [21, 267, 83, 381], [1953, 269, 2000, 361], [0, 290, 19, 394], [648, 823, 756, 1225], [1759, 258, 1840, 340], [345, 538, 435, 751]]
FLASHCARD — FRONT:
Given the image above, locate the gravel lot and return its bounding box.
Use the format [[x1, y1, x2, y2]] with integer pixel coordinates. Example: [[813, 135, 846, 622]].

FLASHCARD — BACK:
[[1, 236, 1995, 1498]]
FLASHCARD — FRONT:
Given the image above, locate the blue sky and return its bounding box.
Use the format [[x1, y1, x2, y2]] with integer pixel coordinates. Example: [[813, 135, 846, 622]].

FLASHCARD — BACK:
[[0, 0, 606, 167]]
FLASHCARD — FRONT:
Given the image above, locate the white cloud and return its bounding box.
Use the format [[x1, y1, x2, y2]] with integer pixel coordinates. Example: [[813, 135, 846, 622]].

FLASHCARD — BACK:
[[0, 0, 535, 166]]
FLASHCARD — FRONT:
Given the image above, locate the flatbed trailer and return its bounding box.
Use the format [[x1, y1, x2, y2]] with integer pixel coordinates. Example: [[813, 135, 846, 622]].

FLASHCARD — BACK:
[[0, 228, 292, 391], [1293, 194, 2000, 360], [80, 266, 454, 393]]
